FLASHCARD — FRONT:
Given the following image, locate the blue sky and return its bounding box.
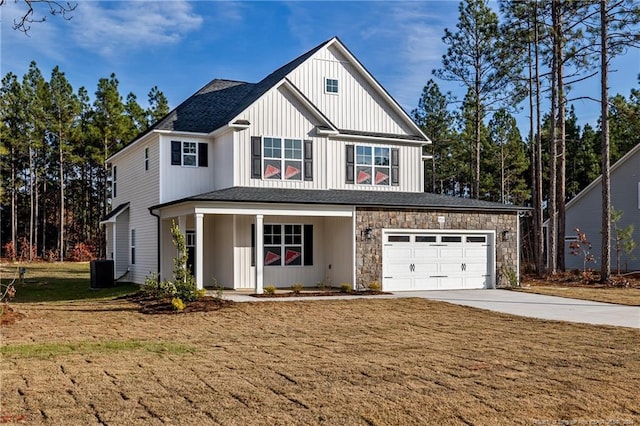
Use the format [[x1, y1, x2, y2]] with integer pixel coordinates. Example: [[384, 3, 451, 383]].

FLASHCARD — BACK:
[[1, 1, 638, 135]]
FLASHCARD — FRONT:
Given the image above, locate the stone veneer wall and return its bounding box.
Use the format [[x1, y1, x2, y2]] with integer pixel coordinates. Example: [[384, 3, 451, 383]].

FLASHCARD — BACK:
[[355, 208, 519, 289]]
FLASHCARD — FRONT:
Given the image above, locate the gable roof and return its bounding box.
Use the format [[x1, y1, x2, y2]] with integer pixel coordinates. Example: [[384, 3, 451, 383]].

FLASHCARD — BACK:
[[147, 38, 331, 136], [150, 187, 526, 213], [120, 36, 428, 154], [565, 142, 640, 211]]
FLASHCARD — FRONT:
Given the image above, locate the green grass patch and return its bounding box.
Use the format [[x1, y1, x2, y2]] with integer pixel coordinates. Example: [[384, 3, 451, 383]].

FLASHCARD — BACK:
[[0, 340, 197, 359], [1, 262, 139, 303]]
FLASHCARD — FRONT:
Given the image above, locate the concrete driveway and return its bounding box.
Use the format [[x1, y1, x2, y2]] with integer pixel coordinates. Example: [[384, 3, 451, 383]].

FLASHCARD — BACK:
[[412, 289, 640, 328], [222, 289, 640, 328]]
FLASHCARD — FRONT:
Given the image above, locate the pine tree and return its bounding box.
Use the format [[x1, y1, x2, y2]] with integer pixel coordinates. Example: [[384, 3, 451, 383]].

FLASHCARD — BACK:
[[434, 0, 525, 199], [411, 79, 455, 194]]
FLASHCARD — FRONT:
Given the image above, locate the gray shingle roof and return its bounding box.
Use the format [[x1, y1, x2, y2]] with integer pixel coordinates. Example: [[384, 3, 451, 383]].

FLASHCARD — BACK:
[[149, 39, 331, 135], [151, 187, 526, 212]]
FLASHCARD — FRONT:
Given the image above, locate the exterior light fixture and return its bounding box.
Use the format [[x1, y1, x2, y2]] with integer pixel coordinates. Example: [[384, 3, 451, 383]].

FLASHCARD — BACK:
[[362, 226, 373, 240], [502, 230, 510, 241]]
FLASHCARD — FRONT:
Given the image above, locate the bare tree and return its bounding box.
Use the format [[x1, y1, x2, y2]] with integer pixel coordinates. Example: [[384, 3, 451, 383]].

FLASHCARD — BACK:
[[0, 0, 76, 33]]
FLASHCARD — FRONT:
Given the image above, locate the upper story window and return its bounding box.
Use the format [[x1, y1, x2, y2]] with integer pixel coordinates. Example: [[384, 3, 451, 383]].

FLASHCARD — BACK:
[[171, 141, 208, 167], [251, 136, 313, 181], [325, 78, 339, 94], [144, 147, 149, 171], [346, 144, 398, 186], [112, 166, 117, 198]]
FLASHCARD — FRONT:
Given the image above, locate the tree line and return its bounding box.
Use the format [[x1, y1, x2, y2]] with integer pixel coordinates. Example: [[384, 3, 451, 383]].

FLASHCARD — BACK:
[[0, 62, 169, 261], [414, 0, 639, 280]]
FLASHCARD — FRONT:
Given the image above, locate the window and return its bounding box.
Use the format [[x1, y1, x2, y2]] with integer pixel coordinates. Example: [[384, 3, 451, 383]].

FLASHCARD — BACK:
[[112, 166, 117, 198], [346, 144, 398, 186], [261, 224, 313, 267], [325, 78, 339, 94], [171, 141, 208, 167], [355, 145, 390, 185], [130, 229, 136, 265], [263, 137, 303, 180], [466, 236, 486, 243], [183, 142, 197, 166], [388, 235, 410, 242], [441, 236, 462, 243], [416, 236, 436, 243], [144, 147, 149, 171]]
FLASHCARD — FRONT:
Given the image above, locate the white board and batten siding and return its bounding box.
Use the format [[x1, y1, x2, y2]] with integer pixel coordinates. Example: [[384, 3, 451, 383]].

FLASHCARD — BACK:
[[110, 137, 160, 283], [159, 134, 216, 204], [288, 44, 415, 136], [326, 140, 423, 192], [382, 230, 495, 291], [234, 84, 424, 192], [234, 86, 326, 189]]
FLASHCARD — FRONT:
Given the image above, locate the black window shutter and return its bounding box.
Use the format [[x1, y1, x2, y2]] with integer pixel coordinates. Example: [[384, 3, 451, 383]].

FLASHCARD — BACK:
[[345, 144, 354, 184], [391, 148, 399, 186], [251, 136, 262, 178], [303, 225, 313, 266], [304, 140, 313, 181], [251, 224, 255, 267], [198, 143, 208, 167], [171, 141, 181, 165]]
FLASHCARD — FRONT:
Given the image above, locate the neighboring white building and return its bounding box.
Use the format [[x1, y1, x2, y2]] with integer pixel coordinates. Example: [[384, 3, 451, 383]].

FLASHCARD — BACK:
[[561, 143, 640, 272], [102, 37, 525, 293]]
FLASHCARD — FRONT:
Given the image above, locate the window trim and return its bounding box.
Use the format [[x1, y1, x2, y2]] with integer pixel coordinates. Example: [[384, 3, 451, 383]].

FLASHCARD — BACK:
[[262, 136, 304, 181], [324, 77, 339, 94], [261, 224, 313, 267], [354, 144, 391, 186], [171, 140, 208, 167], [112, 166, 117, 198], [130, 228, 136, 265]]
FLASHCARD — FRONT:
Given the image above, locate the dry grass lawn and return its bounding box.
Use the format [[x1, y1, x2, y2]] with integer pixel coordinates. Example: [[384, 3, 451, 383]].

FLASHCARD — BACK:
[[1, 298, 639, 425]]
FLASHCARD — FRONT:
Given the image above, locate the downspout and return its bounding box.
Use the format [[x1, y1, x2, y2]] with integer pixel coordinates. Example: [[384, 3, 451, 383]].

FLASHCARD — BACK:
[[149, 208, 161, 280]]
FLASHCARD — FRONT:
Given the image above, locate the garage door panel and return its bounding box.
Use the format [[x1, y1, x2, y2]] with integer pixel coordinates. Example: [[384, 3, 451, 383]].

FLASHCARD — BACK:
[[385, 247, 412, 260], [440, 247, 464, 258], [384, 278, 414, 292], [383, 231, 493, 291]]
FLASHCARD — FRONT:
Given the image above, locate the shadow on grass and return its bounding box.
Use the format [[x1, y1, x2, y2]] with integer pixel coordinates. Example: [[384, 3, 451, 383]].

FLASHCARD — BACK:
[[7, 279, 139, 303]]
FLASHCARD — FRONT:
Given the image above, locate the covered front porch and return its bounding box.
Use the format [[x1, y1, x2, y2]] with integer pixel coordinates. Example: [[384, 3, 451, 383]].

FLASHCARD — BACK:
[[154, 201, 355, 293]]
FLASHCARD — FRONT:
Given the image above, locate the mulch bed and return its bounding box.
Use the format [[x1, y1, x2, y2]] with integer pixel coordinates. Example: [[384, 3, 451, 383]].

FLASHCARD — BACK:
[[251, 290, 389, 298], [124, 293, 234, 314], [522, 271, 640, 288]]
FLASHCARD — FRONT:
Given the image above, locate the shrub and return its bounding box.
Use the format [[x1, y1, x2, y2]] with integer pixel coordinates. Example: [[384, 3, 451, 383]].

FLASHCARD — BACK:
[[340, 283, 352, 293], [171, 298, 185, 311], [501, 267, 519, 288], [67, 242, 96, 262], [2, 241, 16, 261], [368, 281, 381, 291], [264, 285, 276, 295], [211, 277, 224, 300], [290, 283, 303, 294], [316, 281, 326, 290]]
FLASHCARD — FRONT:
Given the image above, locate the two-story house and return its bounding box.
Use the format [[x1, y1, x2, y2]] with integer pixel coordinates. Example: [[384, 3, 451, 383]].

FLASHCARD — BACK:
[[101, 37, 524, 293]]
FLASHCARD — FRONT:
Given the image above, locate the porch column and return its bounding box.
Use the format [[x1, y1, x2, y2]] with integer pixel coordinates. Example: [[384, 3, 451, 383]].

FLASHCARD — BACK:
[[255, 214, 264, 294], [195, 213, 204, 290]]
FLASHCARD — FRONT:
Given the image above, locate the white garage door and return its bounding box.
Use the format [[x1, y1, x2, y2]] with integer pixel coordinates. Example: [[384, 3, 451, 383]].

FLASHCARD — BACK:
[[382, 231, 494, 291]]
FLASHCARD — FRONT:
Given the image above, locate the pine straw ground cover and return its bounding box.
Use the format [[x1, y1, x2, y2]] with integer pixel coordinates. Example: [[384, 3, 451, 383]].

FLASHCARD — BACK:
[[1, 298, 638, 425], [520, 273, 640, 306]]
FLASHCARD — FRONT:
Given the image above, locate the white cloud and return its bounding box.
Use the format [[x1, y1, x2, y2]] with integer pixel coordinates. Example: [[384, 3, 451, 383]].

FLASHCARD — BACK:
[[71, 1, 203, 56]]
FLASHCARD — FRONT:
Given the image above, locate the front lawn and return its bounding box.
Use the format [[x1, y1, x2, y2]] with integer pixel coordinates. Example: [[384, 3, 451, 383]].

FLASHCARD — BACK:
[[1, 297, 638, 424], [0, 262, 138, 303]]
